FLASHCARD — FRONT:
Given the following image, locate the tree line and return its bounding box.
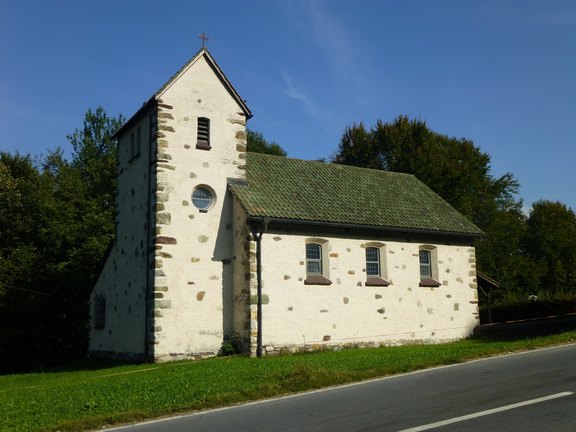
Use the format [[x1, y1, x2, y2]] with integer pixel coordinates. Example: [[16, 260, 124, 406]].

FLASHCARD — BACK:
[[1, 109, 575, 372], [332, 116, 576, 302], [0, 108, 123, 372]]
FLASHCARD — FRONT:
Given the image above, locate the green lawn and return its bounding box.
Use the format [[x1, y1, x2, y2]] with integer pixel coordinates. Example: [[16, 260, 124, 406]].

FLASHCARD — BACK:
[[2, 333, 576, 432]]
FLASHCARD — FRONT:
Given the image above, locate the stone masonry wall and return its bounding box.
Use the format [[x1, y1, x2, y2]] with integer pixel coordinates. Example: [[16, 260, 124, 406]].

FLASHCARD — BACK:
[[148, 54, 248, 361], [254, 231, 479, 356], [89, 109, 153, 358]]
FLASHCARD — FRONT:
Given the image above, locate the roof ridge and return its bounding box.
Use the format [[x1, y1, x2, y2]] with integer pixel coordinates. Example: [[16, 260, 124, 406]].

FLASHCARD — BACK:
[[246, 152, 416, 178]]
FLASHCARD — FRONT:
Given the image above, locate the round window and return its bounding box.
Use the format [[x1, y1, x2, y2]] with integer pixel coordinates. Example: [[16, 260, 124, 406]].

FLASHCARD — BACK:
[[192, 187, 213, 210]]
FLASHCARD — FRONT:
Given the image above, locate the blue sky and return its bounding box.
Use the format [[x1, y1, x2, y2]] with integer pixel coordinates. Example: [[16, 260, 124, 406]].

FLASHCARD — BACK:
[[1, 0, 575, 211]]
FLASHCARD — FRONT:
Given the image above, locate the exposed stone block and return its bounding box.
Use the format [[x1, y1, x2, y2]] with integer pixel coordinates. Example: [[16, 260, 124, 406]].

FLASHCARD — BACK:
[[158, 125, 175, 133], [228, 117, 246, 126], [156, 236, 177, 245], [155, 299, 171, 309], [157, 213, 171, 225], [377, 307, 385, 314], [156, 192, 169, 203]]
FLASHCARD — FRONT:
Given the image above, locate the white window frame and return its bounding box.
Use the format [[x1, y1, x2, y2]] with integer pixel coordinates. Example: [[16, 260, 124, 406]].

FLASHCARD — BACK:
[[304, 238, 331, 285], [306, 243, 323, 275], [365, 247, 381, 277], [364, 243, 390, 286], [192, 185, 215, 212], [419, 245, 440, 287]]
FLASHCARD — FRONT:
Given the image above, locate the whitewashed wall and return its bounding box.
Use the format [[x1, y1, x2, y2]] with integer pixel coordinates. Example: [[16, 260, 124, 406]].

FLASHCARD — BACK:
[[89, 113, 152, 358], [149, 54, 247, 361], [257, 231, 479, 353]]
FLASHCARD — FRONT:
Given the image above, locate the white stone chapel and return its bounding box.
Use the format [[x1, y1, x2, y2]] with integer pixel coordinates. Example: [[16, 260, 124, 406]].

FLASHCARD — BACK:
[[89, 48, 483, 361]]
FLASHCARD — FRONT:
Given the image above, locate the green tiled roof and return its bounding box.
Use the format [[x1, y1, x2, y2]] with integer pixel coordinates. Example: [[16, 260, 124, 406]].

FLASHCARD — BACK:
[[229, 153, 483, 236]]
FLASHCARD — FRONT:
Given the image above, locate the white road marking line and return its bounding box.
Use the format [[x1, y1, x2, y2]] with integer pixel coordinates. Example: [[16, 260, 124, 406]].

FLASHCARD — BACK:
[[398, 391, 574, 432]]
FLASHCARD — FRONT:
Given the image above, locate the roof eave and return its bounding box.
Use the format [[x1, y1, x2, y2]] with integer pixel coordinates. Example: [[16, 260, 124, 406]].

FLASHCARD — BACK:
[[113, 48, 252, 140], [247, 216, 485, 240], [112, 97, 156, 139]]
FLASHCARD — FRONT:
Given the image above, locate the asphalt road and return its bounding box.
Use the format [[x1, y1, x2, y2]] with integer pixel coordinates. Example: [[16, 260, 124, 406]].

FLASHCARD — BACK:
[[107, 344, 576, 431]]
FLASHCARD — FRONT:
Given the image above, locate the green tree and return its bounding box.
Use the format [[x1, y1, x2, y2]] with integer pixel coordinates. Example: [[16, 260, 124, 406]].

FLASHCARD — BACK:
[[68, 106, 124, 209], [525, 201, 576, 293], [331, 115, 527, 293], [332, 116, 521, 223], [246, 129, 287, 156], [0, 107, 123, 372]]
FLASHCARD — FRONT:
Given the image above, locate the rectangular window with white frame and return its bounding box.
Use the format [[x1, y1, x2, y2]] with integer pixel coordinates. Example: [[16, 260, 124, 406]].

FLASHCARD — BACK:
[[419, 246, 441, 287], [365, 244, 390, 286], [305, 240, 331, 285]]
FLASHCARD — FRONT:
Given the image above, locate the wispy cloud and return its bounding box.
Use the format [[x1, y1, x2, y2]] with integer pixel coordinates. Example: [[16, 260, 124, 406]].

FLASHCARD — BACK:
[[303, 0, 363, 80], [529, 10, 576, 25], [280, 70, 327, 121]]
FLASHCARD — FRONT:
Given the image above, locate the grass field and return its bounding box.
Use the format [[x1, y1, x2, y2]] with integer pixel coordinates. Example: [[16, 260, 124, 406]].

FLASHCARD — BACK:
[[2, 333, 576, 432]]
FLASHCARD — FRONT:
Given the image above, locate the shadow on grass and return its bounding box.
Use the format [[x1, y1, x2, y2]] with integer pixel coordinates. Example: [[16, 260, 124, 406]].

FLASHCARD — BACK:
[[30, 358, 145, 375]]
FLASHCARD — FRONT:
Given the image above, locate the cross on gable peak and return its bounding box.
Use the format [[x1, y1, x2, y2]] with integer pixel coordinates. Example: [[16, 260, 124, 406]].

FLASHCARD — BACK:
[[198, 32, 209, 48]]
